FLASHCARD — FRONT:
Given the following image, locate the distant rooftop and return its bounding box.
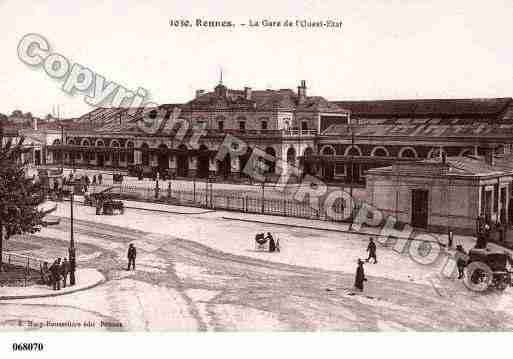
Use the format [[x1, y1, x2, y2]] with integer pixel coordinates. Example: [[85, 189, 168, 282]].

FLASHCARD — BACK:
[[367, 155, 513, 178], [332, 98, 512, 118]]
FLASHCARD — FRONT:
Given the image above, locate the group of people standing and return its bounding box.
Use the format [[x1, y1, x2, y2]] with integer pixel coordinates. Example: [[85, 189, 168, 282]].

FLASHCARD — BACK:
[[52, 171, 103, 193], [41, 257, 75, 290]]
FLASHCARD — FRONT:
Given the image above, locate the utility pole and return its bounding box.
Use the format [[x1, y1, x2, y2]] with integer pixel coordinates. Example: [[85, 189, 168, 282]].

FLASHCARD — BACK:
[[349, 124, 355, 231], [261, 178, 265, 213], [69, 189, 76, 285]]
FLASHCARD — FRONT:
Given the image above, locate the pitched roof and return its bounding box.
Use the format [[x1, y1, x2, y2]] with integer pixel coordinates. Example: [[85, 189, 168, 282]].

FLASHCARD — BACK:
[[183, 86, 348, 113], [332, 98, 512, 118], [367, 156, 513, 178], [322, 122, 513, 139]]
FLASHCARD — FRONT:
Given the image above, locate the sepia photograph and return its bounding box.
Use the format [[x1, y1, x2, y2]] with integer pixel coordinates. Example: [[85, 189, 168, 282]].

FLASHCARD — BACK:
[[1, 0, 513, 357]]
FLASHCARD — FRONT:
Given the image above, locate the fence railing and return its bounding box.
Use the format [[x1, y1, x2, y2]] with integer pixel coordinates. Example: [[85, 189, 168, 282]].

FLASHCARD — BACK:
[[0, 252, 46, 287], [84, 181, 361, 223]]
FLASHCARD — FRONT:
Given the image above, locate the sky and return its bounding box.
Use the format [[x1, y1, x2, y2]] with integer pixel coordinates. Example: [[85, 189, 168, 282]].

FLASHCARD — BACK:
[[1, 0, 513, 117]]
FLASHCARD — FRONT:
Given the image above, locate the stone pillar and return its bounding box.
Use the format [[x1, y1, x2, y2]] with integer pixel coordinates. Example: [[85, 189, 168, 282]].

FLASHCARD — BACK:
[[231, 156, 240, 180], [169, 155, 177, 177], [134, 150, 142, 165], [189, 156, 198, 178], [150, 153, 157, 167], [209, 157, 217, 178], [47, 149, 53, 165]]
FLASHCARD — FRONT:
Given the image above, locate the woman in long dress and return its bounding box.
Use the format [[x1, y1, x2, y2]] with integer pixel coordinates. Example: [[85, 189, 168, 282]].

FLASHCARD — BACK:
[[354, 259, 366, 291]]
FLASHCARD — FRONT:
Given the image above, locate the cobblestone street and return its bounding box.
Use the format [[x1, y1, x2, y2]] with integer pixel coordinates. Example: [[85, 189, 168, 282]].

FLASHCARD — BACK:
[[2, 203, 513, 331]]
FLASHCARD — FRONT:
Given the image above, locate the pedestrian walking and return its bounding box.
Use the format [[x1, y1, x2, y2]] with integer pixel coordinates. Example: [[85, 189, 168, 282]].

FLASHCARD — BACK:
[[85, 174, 91, 186], [92, 175, 97, 185], [49, 258, 62, 290], [127, 243, 137, 270], [98, 173, 103, 185], [366, 237, 377, 264], [455, 245, 467, 280], [96, 198, 103, 215], [354, 259, 367, 292], [61, 258, 70, 288]]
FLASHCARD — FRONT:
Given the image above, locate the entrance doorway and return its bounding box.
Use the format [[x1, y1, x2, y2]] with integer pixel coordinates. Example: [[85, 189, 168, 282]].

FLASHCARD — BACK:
[[34, 150, 41, 166], [97, 153, 104, 167], [346, 163, 361, 183], [157, 144, 169, 177], [411, 189, 429, 228]]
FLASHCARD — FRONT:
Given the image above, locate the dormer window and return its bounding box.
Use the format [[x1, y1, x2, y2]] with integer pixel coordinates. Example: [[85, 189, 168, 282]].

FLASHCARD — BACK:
[[239, 121, 246, 131], [218, 121, 224, 131], [261, 121, 268, 130]]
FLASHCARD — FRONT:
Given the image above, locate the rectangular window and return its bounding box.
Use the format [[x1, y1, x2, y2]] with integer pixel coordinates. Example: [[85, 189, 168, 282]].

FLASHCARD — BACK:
[[239, 121, 246, 131], [218, 121, 224, 131], [261, 121, 268, 130]]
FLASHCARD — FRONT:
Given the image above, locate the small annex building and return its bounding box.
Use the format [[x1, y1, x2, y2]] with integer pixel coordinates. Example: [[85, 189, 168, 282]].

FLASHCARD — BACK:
[[365, 154, 513, 235]]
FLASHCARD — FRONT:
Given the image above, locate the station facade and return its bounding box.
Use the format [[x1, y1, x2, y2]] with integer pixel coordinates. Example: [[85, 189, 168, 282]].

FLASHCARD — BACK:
[[36, 83, 513, 186]]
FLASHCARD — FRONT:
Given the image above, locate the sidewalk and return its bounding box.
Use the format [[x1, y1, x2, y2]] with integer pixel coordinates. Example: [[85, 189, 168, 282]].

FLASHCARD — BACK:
[[0, 268, 105, 300], [72, 195, 214, 215]]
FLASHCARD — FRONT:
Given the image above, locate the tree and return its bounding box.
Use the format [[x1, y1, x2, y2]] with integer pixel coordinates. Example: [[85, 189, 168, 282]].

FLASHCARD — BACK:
[[0, 120, 56, 271]]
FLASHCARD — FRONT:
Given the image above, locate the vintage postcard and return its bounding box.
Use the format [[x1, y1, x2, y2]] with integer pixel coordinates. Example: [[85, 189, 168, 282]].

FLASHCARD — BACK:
[[1, 0, 513, 356]]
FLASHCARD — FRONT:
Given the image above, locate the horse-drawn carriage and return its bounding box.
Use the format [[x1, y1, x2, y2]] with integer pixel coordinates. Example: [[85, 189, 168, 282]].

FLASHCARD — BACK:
[[466, 248, 513, 291], [84, 186, 124, 215]]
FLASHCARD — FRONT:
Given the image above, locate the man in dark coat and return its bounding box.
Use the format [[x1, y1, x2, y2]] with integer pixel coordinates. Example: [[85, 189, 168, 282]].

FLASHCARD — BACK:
[[49, 258, 62, 290], [354, 259, 366, 291], [98, 173, 103, 185], [127, 244, 137, 270], [455, 245, 467, 280], [61, 258, 70, 288], [366, 237, 377, 264]]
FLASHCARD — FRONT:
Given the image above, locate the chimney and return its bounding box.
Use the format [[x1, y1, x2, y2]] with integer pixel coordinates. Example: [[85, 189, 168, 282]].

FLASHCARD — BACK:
[[195, 89, 205, 98], [33, 117, 38, 131], [244, 87, 252, 100], [298, 80, 307, 104]]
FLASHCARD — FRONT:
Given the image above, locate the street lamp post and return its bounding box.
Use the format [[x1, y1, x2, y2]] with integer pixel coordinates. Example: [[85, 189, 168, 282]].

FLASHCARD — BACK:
[[60, 124, 64, 174], [261, 176, 266, 214], [155, 171, 160, 199], [348, 124, 355, 231]]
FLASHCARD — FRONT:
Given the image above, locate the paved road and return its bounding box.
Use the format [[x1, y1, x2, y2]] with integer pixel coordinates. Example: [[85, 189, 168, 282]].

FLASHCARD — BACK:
[[2, 211, 513, 331]]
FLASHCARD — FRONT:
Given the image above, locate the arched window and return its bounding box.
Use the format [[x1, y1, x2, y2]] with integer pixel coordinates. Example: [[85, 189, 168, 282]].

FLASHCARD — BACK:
[[371, 147, 389, 157], [127, 141, 134, 163], [322, 146, 335, 156], [399, 147, 417, 159], [344, 145, 362, 156], [286, 147, 296, 165], [141, 143, 150, 166]]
